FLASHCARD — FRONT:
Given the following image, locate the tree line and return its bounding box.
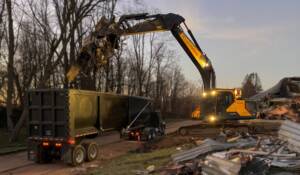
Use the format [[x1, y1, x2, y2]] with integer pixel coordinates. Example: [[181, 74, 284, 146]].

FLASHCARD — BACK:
[[0, 0, 200, 137], [0, 0, 263, 141]]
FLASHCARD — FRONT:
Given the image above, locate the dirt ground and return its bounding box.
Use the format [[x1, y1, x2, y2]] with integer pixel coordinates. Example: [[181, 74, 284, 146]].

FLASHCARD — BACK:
[[87, 135, 199, 175], [0, 119, 200, 175]]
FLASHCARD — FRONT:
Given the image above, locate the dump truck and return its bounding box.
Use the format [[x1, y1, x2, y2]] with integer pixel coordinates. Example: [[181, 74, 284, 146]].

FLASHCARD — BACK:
[[27, 89, 165, 165]]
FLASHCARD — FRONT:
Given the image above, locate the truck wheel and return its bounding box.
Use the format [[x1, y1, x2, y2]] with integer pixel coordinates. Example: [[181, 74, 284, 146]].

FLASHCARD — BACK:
[[147, 130, 156, 141], [147, 133, 152, 141], [71, 145, 86, 166], [151, 132, 156, 139], [162, 129, 166, 135], [85, 142, 98, 162]]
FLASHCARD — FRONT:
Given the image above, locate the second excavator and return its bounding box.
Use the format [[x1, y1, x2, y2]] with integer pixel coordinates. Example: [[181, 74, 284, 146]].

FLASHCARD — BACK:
[[67, 13, 256, 122]]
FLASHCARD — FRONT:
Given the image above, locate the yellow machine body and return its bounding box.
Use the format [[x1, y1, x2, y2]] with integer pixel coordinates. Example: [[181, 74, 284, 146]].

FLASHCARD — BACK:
[[192, 88, 254, 122]]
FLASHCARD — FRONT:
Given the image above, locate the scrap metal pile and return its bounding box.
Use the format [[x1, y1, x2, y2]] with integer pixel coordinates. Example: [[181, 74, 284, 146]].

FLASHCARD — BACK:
[[159, 120, 300, 175], [252, 77, 300, 122], [259, 98, 300, 122]]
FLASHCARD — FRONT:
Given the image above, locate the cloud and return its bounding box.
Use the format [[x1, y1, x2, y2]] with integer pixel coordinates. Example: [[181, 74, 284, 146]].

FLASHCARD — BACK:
[[202, 27, 270, 42], [186, 15, 291, 46]]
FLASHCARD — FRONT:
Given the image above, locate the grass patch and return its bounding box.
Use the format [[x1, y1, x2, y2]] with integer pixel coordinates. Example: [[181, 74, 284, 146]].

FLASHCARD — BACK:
[[0, 144, 27, 154], [0, 127, 27, 154], [90, 147, 178, 175]]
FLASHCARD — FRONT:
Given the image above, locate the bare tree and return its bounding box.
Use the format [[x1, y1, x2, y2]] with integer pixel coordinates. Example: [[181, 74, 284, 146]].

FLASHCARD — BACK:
[[242, 72, 263, 98], [144, 33, 157, 96], [114, 38, 127, 94], [14, 21, 41, 105], [9, 0, 110, 141], [170, 66, 187, 112], [0, 0, 6, 99], [21, 0, 104, 88], [0, 0, 5, 47], [127, 34, 158, 96], [6, 0, 15, 131]]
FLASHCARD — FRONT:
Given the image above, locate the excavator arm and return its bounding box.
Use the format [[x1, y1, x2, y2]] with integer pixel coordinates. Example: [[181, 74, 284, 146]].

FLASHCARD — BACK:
[[67, 13, 216, 90]]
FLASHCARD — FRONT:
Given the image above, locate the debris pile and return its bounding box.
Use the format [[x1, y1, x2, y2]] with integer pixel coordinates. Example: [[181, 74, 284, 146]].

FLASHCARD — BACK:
[[172, 138, 256, 163], [159, 121, 300, 175], [260, 97, 300, 122], [250, 77, 300, 122]]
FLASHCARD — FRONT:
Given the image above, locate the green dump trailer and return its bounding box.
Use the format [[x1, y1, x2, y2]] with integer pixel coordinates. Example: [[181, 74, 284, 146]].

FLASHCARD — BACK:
[[27, 89, 165, 165]]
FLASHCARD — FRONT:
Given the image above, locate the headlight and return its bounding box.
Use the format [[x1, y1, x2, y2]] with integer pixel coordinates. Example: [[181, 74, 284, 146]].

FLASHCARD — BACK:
[[208, 115, 216, 122], [202, 92, 207, 97], [204, 62, 210, 67], [211, 90, 216, 96]]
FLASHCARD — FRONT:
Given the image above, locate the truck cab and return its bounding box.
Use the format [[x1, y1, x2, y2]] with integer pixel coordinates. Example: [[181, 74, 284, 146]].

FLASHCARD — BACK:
[[121, 111, 166, 141]]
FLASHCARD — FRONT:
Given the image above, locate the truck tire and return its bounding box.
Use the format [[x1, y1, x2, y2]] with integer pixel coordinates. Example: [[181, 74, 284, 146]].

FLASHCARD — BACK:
[[147, 129, 156, 141], [146, 132, 152, 141], [71, 145, 86, 166], [151, 131, 157, 139], [85, 142, 98, 162]]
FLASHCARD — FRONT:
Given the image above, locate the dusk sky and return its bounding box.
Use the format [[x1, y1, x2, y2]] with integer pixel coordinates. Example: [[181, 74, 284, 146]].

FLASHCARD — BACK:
[[119, 0, 300, 89]]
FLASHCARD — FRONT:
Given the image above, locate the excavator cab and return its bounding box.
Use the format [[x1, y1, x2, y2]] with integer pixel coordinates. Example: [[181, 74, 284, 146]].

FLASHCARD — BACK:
[[195, 89, 255, 122]]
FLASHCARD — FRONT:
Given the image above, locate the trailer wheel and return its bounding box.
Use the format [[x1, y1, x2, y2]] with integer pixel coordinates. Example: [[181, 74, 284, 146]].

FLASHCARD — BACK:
[[71, 145, 86, 166], [85, 142, 98, 162], [147, 130, 156, 141], [151, 131, 157, 139], [160, 128, 165, 136], [147, 132, 153, 140]]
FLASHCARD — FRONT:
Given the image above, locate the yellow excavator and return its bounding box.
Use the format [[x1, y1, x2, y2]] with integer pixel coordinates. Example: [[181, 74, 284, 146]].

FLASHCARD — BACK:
[[192, 88, 254, 122], [67, 13, 255, 122]]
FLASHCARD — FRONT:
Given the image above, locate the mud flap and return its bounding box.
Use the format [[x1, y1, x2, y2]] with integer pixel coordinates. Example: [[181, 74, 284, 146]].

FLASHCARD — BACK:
[[62, 146, 72, 164], [27, 140, 38, 161]]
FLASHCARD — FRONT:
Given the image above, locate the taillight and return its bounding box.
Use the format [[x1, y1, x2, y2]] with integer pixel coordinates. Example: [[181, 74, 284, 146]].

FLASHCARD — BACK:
[[42, 142, 49, 147], [67, 138, 75, 145], [55, 143, 62, 147]]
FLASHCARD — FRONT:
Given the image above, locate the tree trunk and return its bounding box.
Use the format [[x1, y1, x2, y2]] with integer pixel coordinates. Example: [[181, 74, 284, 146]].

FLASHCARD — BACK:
[[116, 58, 122, 94], [6, 0, 15, 131], [9, 109, 28, 142]]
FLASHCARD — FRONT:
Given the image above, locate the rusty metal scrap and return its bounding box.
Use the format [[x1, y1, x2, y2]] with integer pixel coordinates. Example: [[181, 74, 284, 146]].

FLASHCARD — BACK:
[[279, 120, 300, 153], [271, 157, 300, 171], [171, 138, 256, 163], [202, 155, 241, 175]]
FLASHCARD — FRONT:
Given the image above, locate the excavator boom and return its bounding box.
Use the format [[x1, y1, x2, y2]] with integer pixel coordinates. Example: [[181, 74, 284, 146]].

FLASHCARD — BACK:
[[67, 13, 216, 90]]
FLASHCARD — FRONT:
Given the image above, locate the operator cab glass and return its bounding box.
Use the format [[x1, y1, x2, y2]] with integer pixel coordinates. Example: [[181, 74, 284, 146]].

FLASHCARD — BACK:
[[200, 95, 216, 118], [200, 90, 234, 120], [216, 91, 234, 115]]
